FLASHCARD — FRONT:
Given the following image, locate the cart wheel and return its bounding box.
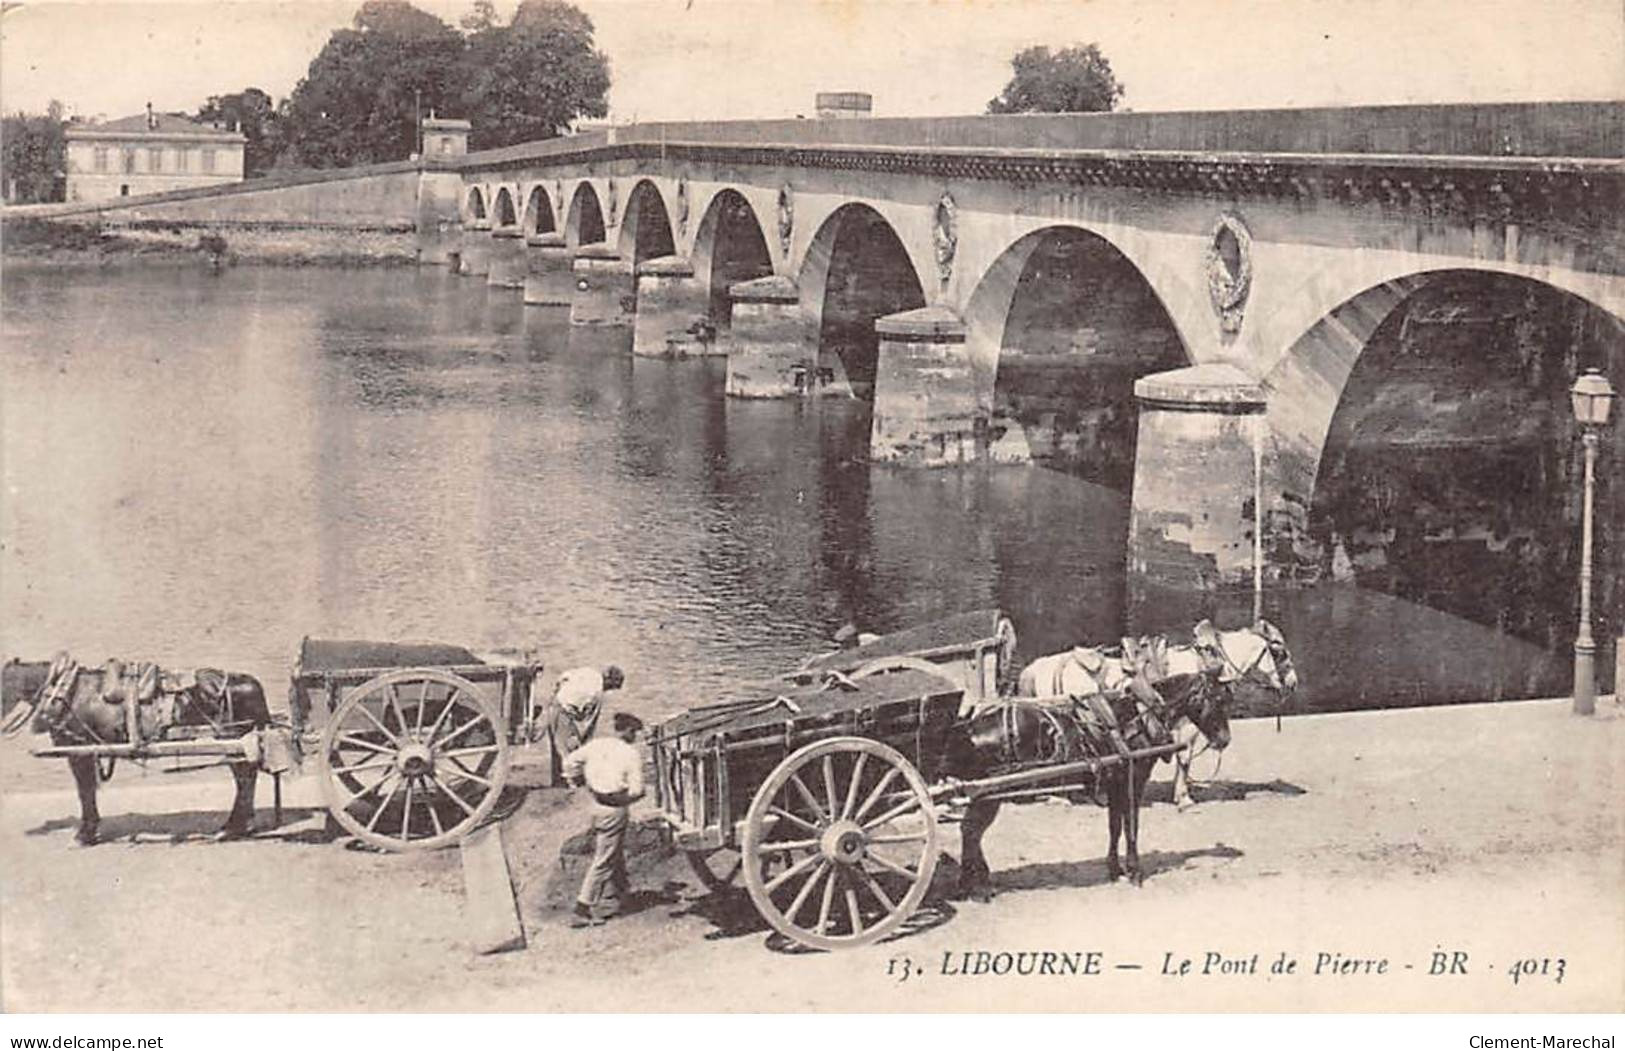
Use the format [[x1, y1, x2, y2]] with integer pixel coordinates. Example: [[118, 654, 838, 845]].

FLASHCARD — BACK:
[[319, 669, 509, 851], [741, 737, 939, 951]]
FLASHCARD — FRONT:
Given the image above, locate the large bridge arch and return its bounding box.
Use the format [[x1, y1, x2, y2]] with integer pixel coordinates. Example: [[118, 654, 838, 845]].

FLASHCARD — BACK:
[[690, 188, 775, 336], [963, 224, 1191, 487], [797, 202, 929, 397], [616, 178, 677, 265], [1264, 268, 1624, 693], [565, 181, 607, 249], [1247, 251, 1625, 383]]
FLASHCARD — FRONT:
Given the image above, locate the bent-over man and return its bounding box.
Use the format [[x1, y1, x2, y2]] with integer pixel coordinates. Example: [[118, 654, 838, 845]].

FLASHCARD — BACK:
[[536, 664, 624, 785], [564, 711, 645, 927]]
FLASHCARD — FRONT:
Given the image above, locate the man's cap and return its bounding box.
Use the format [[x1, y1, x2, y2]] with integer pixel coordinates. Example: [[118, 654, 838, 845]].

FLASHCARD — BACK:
[[603, 665, 625, 689], [612, 711, 644, 734]]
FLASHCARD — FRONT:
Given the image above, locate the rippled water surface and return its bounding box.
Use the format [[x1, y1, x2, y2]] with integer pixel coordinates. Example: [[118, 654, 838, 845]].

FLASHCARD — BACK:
[[1, 266, 1568, 726]]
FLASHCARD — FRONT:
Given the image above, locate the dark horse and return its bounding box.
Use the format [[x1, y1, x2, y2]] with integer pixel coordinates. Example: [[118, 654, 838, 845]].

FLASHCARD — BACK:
[[952, 620, 1297, 899], [2, 655, 271, 845]]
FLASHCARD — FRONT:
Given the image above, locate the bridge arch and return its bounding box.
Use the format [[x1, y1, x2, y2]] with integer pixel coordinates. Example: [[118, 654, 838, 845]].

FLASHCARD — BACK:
[[615, 179, 677, 266], [523, 184, 556, 235], [798, 203, 929, 398], [1266, 268, 1624, 695], [565, 181, 607, 249], [963, 224, 1190, 488], [492, 186, 518, 228], [465, 185, 488, 223], [690, 188, 775, 337]]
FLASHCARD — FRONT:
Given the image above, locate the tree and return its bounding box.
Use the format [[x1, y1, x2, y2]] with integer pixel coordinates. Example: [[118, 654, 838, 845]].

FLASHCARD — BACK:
[[279, 0, 469, 167], [459, 0, 498, 33], [197, 88, 279, 176], [461, 0, 610, 150], [986, 44, 1123, 115], [1, 100, 66, 203]]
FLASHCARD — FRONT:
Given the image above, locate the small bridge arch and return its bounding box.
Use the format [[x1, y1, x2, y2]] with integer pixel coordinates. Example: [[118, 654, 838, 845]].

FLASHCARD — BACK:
[[524, 184, 557, 236], [565, 181, 607, 249], [615, 179, 677, 266]]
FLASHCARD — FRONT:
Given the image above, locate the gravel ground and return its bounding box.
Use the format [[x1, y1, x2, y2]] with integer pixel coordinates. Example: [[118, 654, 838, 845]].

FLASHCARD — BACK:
[[2, 697, 1620, 1013]]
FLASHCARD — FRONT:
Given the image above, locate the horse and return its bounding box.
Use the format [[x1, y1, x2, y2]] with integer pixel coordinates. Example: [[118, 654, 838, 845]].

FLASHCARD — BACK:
[[2, 654, 271, 846], [951, 619, 1297, 898], [1017, 619, 1298, 809]]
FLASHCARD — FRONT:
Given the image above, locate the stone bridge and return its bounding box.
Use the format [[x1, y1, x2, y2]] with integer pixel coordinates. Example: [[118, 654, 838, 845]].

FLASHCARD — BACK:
[[427, 102, 1624, 611]]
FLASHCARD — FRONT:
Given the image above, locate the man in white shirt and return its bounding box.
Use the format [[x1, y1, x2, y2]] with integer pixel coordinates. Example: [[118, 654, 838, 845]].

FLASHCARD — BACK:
[[563, 711, 645, 926], [536, 664, 624, 786]]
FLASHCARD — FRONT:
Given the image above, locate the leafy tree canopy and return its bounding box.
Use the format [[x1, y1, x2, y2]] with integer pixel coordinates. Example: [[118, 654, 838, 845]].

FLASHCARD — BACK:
[[279, 0, 469, 167], [197, 88, 279, 176], [273, 0, 609, 168], [462, 0, 611, 149], [2, 100, 66, 203], [986, 44, 1123, 115]]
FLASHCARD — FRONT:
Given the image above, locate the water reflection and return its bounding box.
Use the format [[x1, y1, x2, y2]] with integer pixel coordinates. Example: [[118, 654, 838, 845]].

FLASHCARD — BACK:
[[0, 266, 1572, 723]]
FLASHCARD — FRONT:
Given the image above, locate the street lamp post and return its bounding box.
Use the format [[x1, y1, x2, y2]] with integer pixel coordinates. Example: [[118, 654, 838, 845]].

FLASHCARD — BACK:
[[1569, 368, 1615, 716]]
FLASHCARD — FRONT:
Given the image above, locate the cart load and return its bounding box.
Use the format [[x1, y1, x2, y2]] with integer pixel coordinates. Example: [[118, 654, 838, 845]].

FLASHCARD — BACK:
[[789, 607, 1015, 705]]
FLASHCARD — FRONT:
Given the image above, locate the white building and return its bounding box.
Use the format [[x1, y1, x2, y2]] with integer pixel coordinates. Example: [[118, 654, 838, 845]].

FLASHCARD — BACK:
[[64, 108, 245, 203]]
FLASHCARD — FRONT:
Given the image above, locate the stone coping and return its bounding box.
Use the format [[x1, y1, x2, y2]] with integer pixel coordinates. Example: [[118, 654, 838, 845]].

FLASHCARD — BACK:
[[728, 274, 798, 303], [1134, 363, 1266, 409], [466, 220, 492, 231], [491, 226, 523, 238], [636, 254, 695, 277], [876, 304, 966, 338], [573, 242, 621, 261], [527, 232, 566, 248]]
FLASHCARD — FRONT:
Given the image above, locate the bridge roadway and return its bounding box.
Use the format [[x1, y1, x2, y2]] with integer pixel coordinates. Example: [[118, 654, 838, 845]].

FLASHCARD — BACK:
[[429, 102, 1624, 597]]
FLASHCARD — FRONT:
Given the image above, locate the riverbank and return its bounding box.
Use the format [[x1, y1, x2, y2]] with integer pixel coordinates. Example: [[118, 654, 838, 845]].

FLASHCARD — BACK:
[[1, 215, 417, 268], [2, 695, 1618, 1012]]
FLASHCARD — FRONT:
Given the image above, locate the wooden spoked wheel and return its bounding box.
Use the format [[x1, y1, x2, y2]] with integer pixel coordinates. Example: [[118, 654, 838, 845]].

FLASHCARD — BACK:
[[319, 669, 509, 851], [741, 737, 939, 951]]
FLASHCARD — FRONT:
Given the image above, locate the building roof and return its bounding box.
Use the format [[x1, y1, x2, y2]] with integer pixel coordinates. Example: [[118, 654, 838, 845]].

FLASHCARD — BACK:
[[67, 112, 244, 142]]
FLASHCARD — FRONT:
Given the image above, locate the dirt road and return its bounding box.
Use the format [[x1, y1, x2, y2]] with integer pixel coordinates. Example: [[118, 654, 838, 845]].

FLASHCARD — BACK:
[[3, 698, 1620, 1013]]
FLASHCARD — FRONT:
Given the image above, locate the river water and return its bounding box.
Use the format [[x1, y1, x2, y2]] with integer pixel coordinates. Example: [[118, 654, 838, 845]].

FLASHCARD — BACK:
[[0, 265, 1569, 727]]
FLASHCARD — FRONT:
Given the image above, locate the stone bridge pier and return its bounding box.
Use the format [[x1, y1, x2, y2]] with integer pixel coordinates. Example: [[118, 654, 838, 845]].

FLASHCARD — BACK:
[[525, 232, 571, 305]]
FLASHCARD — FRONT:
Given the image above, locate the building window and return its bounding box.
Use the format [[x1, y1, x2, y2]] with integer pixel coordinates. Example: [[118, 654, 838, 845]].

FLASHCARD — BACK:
[[438, 137, 451, 155], [148, 147, 163, 172], [176, 148, 189, 172], [93, 147, 109, 172], [122, 149, 137, 174], [202, 149, 216, 173]]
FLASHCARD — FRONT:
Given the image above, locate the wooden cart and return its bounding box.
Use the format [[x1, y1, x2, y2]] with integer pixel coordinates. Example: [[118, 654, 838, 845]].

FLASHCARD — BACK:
[[289, 638, 542, 852], [650, 610, 1182, 951]]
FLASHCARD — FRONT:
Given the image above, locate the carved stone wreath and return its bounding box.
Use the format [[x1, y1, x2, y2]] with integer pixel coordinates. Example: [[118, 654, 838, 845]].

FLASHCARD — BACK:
[[932, 192, 958, 288], [676, 177, 690, 237], [776, 184, 794, 258], [1206, 212, 1253, 335], [605, 178, 619, 228]]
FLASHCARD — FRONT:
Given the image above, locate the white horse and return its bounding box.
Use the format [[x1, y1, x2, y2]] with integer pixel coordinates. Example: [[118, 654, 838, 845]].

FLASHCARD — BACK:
[[1016, 619, 1298, 809]]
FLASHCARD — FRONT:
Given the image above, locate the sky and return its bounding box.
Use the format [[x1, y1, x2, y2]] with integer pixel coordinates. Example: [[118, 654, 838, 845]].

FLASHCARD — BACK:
[[1, 0, 1621, 123]]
